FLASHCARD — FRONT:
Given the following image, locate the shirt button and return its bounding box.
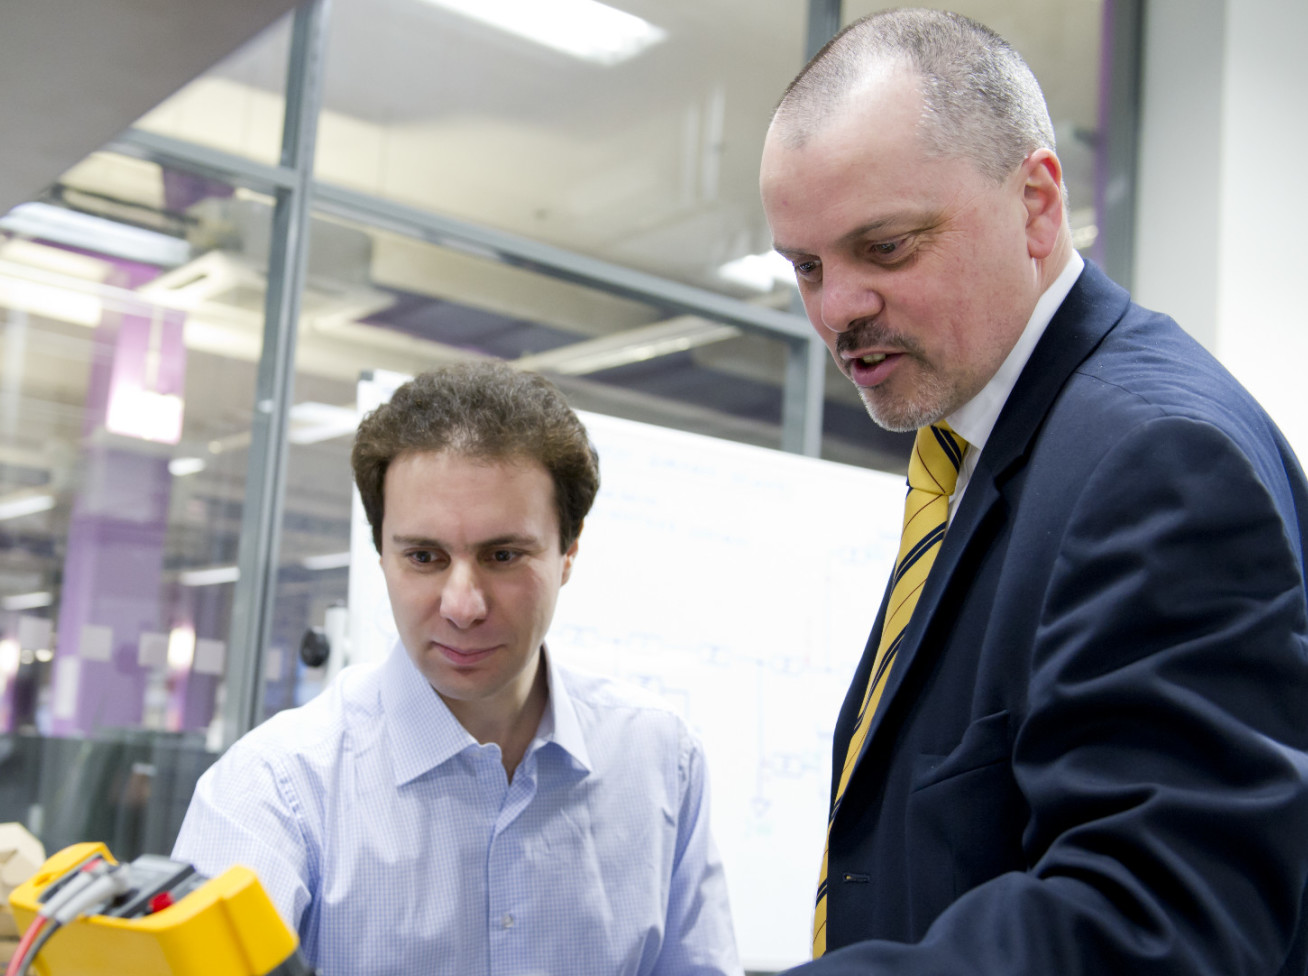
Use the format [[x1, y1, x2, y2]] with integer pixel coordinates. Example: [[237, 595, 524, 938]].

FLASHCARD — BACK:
[[500, 913, 515, 929]]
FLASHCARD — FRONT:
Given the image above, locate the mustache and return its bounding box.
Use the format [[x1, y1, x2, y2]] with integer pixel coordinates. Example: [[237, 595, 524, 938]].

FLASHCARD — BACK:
[[835, 321, 922, 360]]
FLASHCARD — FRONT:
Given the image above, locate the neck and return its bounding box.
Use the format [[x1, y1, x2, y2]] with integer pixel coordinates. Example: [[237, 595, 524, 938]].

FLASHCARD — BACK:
[[1036, 229, 1076, 294], [445, 653, 549, 781]]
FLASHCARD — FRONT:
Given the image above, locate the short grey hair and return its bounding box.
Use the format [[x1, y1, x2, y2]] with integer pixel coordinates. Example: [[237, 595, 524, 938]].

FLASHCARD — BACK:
[[772, 8, 1056, 184]]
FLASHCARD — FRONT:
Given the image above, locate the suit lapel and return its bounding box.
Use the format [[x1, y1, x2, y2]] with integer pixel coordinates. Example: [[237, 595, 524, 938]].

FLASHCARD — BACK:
[[839, 262, 1132, 780]]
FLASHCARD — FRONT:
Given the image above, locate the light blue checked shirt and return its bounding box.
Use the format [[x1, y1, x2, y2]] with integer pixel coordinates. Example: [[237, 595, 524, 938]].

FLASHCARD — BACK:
[[172, 641, 741, 976]]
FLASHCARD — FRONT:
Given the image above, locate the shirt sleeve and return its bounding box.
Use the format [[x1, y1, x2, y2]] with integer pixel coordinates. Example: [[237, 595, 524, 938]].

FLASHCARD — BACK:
[[650, 725, 745, 976], [171, 738, 316, 937]]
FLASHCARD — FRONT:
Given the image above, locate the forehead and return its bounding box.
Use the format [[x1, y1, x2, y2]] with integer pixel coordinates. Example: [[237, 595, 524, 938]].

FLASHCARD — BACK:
[[762, 76, 931, 215], [384, 450, 557, 529], [761, 73, 998, 252]]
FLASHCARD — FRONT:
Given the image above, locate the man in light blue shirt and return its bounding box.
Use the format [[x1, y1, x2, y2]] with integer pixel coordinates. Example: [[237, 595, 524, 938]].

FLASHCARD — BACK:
[[173, 361, 742, 976]]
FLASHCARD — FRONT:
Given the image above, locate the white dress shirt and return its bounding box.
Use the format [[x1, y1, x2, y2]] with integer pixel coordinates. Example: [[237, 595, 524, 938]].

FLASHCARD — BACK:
[[173, 641, 742, 976]]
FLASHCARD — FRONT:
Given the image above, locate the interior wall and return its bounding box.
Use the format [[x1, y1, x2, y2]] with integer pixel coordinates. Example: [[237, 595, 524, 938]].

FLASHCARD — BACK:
[[1214, 0, 1308, 460], [1135, 0, 1308, 458]]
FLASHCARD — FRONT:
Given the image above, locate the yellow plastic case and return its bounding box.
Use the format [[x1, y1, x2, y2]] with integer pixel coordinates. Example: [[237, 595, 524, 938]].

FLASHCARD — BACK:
[[8, 843, 301, 976]]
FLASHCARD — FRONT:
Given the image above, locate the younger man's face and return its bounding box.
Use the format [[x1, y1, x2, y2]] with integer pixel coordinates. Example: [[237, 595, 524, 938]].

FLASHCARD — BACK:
[[379, 449, 578, 726]]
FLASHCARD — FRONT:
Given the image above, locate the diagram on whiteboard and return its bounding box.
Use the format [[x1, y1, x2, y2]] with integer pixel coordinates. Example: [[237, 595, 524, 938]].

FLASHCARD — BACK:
[[348, 370, 906, 971]]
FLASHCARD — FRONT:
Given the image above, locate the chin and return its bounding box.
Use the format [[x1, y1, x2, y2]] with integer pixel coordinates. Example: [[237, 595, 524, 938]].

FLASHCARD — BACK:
[[860, 392, 942, 433]]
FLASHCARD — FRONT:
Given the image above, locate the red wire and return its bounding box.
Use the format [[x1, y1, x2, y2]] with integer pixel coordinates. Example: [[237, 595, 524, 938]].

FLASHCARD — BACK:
[[4, 914, 47, 976]]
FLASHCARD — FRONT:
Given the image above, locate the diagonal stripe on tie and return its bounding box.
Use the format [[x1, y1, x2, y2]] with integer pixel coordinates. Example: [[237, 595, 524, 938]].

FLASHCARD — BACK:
[[812, 421, 968, 957]]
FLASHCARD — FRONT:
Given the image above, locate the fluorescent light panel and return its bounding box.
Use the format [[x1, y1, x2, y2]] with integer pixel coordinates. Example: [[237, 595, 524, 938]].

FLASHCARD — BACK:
[[2, 592, 53, 611], [718, 251, 797, 293], [420, 0, 666, 65], [288, 402, 359, 445], [169, 457, 207, 477], [301, 551, 352, 571], [0, 493, 56, 521], [515, 316, 740, 375], [180, 565, 240, 587], [0, 202, 191, 268]]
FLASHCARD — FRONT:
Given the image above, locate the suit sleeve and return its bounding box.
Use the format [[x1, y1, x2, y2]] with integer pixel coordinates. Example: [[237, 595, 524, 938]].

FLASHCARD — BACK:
[[788, 416, 1308, 975]]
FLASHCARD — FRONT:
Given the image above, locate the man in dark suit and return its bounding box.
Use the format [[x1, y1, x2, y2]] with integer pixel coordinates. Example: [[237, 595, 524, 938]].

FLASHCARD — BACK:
[[759, 8, 1308, 974]]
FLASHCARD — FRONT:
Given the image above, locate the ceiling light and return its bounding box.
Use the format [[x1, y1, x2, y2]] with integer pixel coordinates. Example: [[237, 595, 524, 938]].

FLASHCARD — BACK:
[[289, 402, 360, 445], [0, 202, 191, 268], [0, 274, 102, 326], [514, 315, 740, 375], [179, 565, 240, 587], [419, 0, 666, 66], [301, 551, 352, 571], [0, 239, 113, 280], [2, 592, 53, 612], [718, 251, 797, 293], [167, 626, 196, 670], [169, 457, 207, 477], [0, 493, 56, 521]]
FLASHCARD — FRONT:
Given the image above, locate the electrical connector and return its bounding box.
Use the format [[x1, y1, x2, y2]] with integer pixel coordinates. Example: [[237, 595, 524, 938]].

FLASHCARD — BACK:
[[48, 863, 133, 924]]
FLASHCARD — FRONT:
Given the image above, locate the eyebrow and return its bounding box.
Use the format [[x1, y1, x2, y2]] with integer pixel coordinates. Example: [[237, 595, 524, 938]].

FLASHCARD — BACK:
[[773, 212, 930, 257], [389, 532, 543, 550]]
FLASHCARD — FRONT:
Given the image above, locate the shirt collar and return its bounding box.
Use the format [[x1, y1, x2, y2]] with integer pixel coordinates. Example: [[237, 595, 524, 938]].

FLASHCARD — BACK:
[[380, 639, 592, 786], [538, 645, 593, 773], [947, 251, 1084, 454]]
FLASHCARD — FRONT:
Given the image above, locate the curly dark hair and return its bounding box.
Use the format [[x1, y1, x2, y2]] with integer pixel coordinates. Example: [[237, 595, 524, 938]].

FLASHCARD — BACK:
[[351, 361, 599, 554]]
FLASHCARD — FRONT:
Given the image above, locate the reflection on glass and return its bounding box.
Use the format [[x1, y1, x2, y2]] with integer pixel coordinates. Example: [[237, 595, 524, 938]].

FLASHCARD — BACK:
[[316, 0, 807, 299], [133, 12, 293, 165], [263, 212, 798, 717], [0, 154, 271, 859]]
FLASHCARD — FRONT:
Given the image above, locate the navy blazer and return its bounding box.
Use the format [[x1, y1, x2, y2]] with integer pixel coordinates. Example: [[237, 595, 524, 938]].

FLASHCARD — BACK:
[[791, 262, 1308, 975]]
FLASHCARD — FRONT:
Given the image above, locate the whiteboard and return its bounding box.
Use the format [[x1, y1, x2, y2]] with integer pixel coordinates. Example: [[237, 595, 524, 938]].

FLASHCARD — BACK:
[[348, 371, 906, 971]]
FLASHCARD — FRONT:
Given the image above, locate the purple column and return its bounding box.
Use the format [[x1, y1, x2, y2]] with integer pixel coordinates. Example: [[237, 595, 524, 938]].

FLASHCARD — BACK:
[[48, 261, 187, 737]]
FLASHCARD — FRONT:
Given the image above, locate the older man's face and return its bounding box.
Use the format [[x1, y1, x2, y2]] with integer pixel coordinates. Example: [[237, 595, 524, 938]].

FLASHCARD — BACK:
[[760, 70, 1047, 432]]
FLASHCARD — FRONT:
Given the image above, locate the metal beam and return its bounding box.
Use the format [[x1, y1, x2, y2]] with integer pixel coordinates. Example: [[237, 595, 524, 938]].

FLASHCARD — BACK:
[[110, 128, 298, 195], [1097, 0, 1144, 290], [805, 0, 842, 61], [311, 182, 812, 343], [223, 0, 332, 747], [778, 0, 842, 455]]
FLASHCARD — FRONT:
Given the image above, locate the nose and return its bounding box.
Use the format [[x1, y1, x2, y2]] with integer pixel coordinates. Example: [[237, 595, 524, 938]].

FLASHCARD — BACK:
[[441, 561, 488, 629], [816, 264, 883, 335]]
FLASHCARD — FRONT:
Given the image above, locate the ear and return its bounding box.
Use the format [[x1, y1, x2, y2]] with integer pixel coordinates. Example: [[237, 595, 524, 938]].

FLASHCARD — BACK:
[[1022, 148, 1065, 260], [560, 521, 582, 585]]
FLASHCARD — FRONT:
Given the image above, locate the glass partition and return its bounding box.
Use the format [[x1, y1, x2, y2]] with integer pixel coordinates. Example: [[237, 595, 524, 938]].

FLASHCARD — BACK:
[[259, 212, 804, 712], [0, 156, 272, 859], [315, 0, 807, 298]]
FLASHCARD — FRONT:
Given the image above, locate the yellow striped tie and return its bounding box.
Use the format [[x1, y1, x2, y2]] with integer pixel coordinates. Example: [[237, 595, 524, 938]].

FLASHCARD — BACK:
[[812, 422, 968, 957]]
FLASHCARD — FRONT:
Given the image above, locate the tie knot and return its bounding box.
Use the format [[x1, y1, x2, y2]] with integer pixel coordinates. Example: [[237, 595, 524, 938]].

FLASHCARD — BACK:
[[908, 423, 968, 496]]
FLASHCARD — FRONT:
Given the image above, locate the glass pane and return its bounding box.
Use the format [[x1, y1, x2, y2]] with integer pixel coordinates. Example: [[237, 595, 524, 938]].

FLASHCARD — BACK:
[[257, 212, 800, 713], [0, 154, 272, 861], [316, 0, 808, 299], [133, 12, 293, 166]]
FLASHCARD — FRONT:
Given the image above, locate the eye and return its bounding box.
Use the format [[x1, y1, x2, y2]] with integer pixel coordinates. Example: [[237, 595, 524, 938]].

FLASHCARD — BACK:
[[486, 549, 521, 565], [405, 549, 445, 568], [792, 259, 820, 280], [868, 236, 913, 264]]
